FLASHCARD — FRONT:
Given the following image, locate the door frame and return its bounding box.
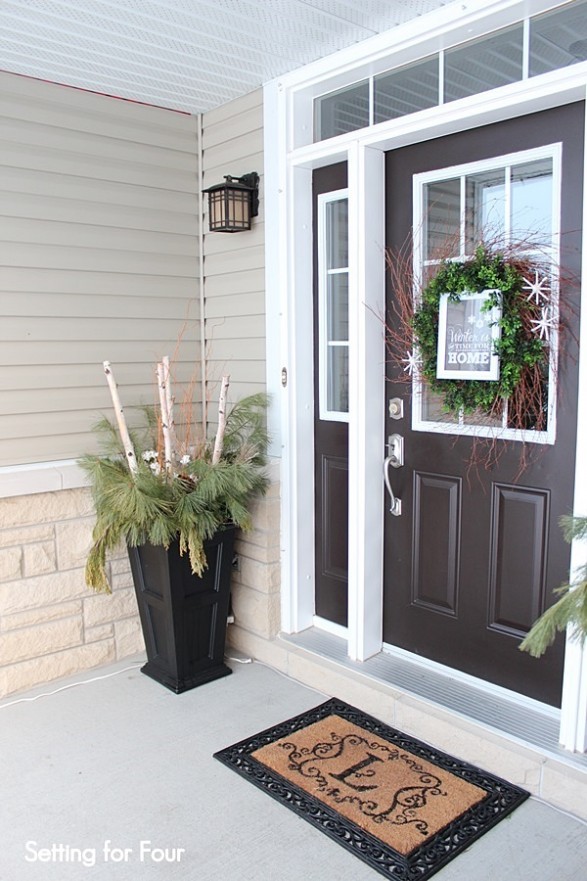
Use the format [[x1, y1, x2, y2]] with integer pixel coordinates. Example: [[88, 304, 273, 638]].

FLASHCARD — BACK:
[[264, 1, 587, 751]]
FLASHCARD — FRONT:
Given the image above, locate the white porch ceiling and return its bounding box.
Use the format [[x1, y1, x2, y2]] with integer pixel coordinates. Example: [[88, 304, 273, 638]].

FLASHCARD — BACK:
[[0, 0, 448, 114]]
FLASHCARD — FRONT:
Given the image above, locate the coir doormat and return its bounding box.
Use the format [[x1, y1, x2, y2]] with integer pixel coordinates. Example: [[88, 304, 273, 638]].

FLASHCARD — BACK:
[[214, 698, 529, 880]]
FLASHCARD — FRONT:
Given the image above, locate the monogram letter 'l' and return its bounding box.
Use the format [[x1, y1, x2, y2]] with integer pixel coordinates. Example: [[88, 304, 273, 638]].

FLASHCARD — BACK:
[[329, 752, 383, 792]]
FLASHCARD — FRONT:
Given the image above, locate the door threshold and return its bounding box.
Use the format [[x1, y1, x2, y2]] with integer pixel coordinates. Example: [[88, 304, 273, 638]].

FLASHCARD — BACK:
[[282, 627, 587, 769]]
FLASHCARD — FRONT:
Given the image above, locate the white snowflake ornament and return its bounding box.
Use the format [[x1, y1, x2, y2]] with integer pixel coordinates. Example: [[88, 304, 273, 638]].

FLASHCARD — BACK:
[[522, 271, 550, 305], [402, 349, 422, 376], [530, 306, 556, 341]]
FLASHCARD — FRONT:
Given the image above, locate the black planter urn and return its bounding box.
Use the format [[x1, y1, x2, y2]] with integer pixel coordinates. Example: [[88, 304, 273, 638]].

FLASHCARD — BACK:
[[127, 526, 236, 693]]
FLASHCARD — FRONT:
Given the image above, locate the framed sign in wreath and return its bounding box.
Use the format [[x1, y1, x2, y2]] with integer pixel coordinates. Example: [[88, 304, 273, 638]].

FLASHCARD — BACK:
[[397, 246, 555, 430], [436, 290, 501, 381]]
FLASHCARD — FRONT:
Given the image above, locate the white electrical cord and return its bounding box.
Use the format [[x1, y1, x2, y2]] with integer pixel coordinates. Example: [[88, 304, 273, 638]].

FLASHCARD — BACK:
[[1, 655, 327, 709], [0, 663, 144, 710], [225, 655, 329, 697]]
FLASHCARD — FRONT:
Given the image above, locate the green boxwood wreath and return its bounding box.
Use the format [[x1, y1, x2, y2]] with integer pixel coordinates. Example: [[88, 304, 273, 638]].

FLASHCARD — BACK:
[[411, 247, 550, 423]]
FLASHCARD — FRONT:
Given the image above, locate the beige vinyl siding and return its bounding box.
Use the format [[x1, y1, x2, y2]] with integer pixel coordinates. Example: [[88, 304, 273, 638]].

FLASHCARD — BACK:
[[0, 72, 201, 467], [202, 90, 265, 411]]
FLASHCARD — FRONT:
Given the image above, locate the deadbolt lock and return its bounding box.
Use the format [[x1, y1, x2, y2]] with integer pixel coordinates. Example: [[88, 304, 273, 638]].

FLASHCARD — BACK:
[[388, 397, 404, 420]]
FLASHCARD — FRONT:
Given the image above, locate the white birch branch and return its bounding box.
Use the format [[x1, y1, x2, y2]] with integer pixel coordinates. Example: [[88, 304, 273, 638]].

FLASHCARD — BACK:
[[162, 355, 177, 457], [103, 361, 138, 475], [212, 375, 230, 465], [157, 362, 173, 475]]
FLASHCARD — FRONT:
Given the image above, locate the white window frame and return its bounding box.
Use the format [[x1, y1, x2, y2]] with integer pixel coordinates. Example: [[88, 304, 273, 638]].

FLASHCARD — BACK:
[[412, 144, 562, 445], [318, 189, 350, 422]]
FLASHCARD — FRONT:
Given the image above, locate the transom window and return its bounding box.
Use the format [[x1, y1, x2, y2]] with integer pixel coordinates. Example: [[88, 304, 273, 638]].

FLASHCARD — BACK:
[[413, 146, 561, 443], [314, 0, 587, 142]]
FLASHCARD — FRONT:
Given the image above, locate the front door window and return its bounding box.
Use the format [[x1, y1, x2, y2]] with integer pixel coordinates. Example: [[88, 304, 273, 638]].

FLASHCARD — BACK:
[[413, 146, 560, 443]]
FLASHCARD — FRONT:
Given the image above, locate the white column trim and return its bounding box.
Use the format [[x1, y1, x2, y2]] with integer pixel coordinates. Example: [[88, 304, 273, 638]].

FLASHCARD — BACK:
[[559, 86, 587, 751], [347, 142, 386, 661], [266, 74, 316, 634], [285, 161, 317, 634]]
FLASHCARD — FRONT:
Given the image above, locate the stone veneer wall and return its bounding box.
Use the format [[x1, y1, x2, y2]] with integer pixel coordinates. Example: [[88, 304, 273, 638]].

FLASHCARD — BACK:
[[0, 487, 144, 697], [0, 461, 281, 698]]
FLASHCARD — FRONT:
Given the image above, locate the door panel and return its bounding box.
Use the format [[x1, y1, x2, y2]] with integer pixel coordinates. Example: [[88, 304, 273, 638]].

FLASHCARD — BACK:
[[314, 163, 349, 626], [384, 103, 584, 706], [488, 484, 550, 636], [412, 472, 461, 616], [322, 455, 349, 582]]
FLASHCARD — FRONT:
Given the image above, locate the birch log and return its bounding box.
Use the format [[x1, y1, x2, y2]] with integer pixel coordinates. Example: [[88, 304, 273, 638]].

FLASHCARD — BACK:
[[103, 361, 138, 474], [162, 355, 177, 454], [157, 362, 173, 474], [212, 375, 230, 465]]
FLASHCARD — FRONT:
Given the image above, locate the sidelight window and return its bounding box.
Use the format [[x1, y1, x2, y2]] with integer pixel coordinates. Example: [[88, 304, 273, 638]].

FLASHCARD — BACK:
[[318, 191, 349, 420]]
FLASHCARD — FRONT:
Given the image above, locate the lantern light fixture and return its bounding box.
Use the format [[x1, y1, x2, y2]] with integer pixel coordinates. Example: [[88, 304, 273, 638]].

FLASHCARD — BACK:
[[203, 172, 259, 233]]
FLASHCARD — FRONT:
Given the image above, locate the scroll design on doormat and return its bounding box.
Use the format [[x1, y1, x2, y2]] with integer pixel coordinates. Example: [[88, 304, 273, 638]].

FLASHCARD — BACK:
[[279, 731, 445, 834]]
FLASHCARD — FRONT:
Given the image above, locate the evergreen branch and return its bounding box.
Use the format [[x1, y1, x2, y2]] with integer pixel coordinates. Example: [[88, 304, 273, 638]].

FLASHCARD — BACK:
[[223, 393, 270, 463], [82, 385, 269, 592], [560, 514, 587, 543], [520, 514, 587, 657], [519, 581, 587, 657]]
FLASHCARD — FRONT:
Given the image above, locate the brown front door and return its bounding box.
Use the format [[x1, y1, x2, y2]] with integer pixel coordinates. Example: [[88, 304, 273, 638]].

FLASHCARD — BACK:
[[383, 103, 584, 707]]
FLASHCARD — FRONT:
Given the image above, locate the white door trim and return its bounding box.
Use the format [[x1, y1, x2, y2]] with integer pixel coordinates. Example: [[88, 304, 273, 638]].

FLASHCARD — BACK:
[[347, 142, 386, 661], [265, 11, 587, 750], [560, 103, 587, 752]]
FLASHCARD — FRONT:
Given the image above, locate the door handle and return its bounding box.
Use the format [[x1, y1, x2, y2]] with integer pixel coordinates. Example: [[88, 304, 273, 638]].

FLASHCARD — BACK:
[[383, 456, 402, 516], [386, 433, 404, 468]]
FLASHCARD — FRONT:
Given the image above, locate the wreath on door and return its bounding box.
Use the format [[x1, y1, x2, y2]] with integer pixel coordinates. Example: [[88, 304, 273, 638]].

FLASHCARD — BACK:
[[391, 246, 555, 433]]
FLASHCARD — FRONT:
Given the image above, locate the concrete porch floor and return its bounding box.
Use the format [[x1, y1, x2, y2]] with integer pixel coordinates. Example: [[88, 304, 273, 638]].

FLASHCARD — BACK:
[[1, 654, 586, 881]]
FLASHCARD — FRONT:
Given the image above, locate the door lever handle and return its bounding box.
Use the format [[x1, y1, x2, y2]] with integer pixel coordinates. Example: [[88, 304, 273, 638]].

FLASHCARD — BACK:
[[386, 433, 404, 468], [383, 457, 402, 516]]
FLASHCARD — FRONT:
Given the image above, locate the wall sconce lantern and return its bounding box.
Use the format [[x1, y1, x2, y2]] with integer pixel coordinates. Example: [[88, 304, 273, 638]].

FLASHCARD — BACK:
[[203, 172, 259, 232]]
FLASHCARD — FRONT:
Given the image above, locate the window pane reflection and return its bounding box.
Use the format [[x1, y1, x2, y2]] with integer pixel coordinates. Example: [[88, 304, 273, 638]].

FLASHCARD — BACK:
[[444, 25, 524, 102], [465, 170, 506, 250], [327, 274, 349, 342], [530, 0, 587, 77], [328, 346, 349, 413], [511, 160, 552, 243], [374, 57, 439, 123], [326, 199, 349, 269], [425, 179, 460, 260], [315, 81, 370, 141], [421, 387, 454, 424]]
